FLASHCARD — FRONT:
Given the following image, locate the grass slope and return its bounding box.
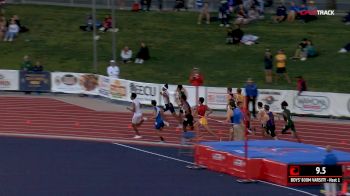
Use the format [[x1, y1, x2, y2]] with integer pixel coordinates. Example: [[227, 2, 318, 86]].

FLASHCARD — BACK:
[[0, 4, 349, 92]]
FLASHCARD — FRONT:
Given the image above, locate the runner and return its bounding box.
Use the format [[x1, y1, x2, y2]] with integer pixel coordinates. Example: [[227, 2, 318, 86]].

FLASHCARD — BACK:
[[175, 85, 188, 128], [256, 102, 268, 137], [126, 93, 145, 139], [193, 97, 220, 139], [151, 100, 167, 143], [180, 94, 194, 132], [226, 87, 235, 110], [281, 101, 301, 143], [264, 104, 278, 140], [160, 84, 177, 123], [242, 106, 255, 135]]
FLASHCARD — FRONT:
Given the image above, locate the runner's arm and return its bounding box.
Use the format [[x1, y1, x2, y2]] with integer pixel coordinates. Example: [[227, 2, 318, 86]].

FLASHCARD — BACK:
[[206, 106, 213, 117]]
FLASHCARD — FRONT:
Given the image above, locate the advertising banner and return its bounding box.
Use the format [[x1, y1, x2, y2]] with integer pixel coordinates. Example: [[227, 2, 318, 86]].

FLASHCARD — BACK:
[[128, 80, 160, 104], [19, 71, 51, 91], [98, 75, 111, 98], [109, 78, 129, 101], [292, 91, 332, 116], [51, 72, 99, 95], [0, 70, 19, 90], [257, 89, 293, 113]]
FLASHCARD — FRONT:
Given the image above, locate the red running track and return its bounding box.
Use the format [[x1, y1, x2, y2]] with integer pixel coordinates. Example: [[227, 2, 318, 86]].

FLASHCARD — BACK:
[[1, 96, 350, 151]]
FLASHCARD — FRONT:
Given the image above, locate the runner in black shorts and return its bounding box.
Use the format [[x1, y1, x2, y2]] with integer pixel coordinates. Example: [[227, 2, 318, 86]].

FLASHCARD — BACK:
[[281, 101, 301, 143], [176, 85, 187, 128], [180, 94, 194, 132], [160, 84, 178, 126]]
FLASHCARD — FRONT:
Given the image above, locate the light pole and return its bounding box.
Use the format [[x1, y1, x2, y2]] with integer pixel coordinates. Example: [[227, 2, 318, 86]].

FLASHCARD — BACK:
[[92, 0, 98, 73]]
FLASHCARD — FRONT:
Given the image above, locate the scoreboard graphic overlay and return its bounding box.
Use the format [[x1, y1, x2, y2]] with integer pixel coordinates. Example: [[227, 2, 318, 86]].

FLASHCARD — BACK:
[[288, 165, 342, 183]]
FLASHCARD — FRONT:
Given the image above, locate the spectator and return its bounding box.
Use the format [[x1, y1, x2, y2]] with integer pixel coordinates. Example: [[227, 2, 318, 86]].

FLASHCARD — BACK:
[[13, 15, 29, 33], [132, 1, 141, 11], [32, 61, 44, 72], [100, 15, 112, 32], [141, 0, 152, 11], [174, 0, 187, 11], [342, 11, 350, 25], [322, 146, 338, 196], [197, 2, 210, 25], [135, 42, 150, 64], [120, 46, 133, 63], [338, 43, 350, 53], [20, 55, 33, 71], [275, 49, 291, 84], [296, 76, 307, 95], [244, 78, 258, 118], [300, 0, 317, 23], [3, 19, 19, 42], [189, 67, 204, 86], [107, 60, 120, 78], [234, 4, 249, 25], [292, 38, 308, 60], [264, 48, 273, 83], [287, 1, 299, 22], [218, 0, 230, 27], [80, 14, 101, 32], [304, 40, 317, 59], [273, 3, 287, 23], [226, 26, 244, 44]]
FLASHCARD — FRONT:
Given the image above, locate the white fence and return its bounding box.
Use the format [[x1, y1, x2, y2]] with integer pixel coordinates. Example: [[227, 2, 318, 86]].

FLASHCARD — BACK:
[[2, 69, 350, 117]]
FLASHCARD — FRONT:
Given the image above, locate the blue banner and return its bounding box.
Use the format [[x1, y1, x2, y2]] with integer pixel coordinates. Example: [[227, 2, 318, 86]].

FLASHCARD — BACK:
[[19, 71, 51, 91]]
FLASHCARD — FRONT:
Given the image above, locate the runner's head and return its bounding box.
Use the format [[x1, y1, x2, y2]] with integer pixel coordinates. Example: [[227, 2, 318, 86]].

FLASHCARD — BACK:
[[177, 85, 183, 91], [162, 84, 168, 91], [199, 97, 205, 104], [181, 94, 187, 101], [258, 102, 263, 109], [264, 104, 270, 111], [281, 101, 288, 109], [237, 101, 243, 108], [237, 88, 242, 94], [229, 100, 236, 109], [227, 87, 232, 93], [130, 93, 137, 100], [151, 100, 157, 106]]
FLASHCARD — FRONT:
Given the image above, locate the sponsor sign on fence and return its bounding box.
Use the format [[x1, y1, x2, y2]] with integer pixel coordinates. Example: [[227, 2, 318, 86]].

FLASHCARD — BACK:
[[19, 71, 51, 91], [0, 70, 19, 90], [51, 72, 99, 95], [128, 80, 160, 104]]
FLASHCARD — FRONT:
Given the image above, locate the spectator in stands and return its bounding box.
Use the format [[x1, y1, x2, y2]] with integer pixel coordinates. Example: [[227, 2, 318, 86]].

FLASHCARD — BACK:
[[247, 4, 259, 22], [275, 49, 291, 84], [80, 14, 101, 32], [0, 15, 5, 40], [264, 48, 273, 83], [273, 2, 287, 23], [218, 0, 230, 27], [322, 146, 338, 196], [13, 15, 29, 33], [120, 46, 133, 63], [300, 0, 317, 23], [100, 15, 112, 32], [229, 25, 244, 44], [342, 11, 350, 25], [107, 60, 120, 78], [338, 43, 350, 53], [287, 1, 299, 22], [135, 42, 150, 64], [3, 19, 19, 42], [296, 76, 307, 95], [197, 1, 210, 25], [174, 0, 187, 11], [32, 61, 44, 72], [244, 78, 258, 118], [304, 40, 317, 59], [141, 0, 152, 11], [132, 1, 141, 11], [291, 38, 308, 60], [234, 4, 249, 25], [20, 55, 33, 71]]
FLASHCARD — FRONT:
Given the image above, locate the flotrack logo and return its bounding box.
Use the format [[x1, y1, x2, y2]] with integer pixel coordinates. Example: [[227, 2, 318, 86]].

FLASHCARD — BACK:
[[233, 159, 246, 167], [299, 10, 335, 16], [294, 95, 330, 112], [212, 153, 226, 161]]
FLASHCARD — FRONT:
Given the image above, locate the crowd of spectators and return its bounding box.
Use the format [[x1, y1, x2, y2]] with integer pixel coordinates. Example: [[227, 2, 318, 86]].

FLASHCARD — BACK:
[[274, 0, 318, 23], [1, 13, 29, 42]]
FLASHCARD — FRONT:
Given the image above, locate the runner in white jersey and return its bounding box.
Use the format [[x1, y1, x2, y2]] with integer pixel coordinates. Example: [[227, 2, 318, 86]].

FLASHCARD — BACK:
[[160, 84, 177, 124], [127, 93, 145, 139]]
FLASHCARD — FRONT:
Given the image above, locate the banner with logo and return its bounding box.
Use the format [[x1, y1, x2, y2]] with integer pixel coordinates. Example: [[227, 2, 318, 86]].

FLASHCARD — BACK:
[[127, 80, 161, 104], [292, 91, 332, 116], [257, 89, 293, 113], [98, 75, 111, 98], [0, 70, 19, 90], [207, 87, 239, 110], [19, 71, 51, 92], [51, 72, 99, 95], [109, 78, 129, 101]]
